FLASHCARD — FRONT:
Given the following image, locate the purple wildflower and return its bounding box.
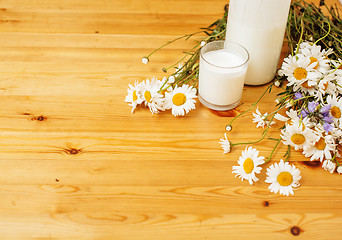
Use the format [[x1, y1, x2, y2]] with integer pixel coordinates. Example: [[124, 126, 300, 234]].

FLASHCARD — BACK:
[[294, 92, 303, 100], [308, 101, 319, 113], [301, 101, 333, 133]]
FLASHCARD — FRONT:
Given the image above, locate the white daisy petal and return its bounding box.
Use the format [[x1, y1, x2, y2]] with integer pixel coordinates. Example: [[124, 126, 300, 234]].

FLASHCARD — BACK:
[[265, 159, 301, 196], [140, 77, 165, 114], [232, 146, 265, 185], [219, 133, 231, 154], [125, 81, 144, 113], [164, 84, 197, 117], [322, 160, 336, 173], [281, 123, 319, 150]]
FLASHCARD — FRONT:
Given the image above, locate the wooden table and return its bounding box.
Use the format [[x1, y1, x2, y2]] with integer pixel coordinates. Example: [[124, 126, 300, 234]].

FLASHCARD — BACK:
[[0, 0, 341, 239]]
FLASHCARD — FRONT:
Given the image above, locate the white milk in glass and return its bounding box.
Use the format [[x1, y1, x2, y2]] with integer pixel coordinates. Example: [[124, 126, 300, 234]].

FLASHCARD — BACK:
[[225, 0, 291, 85], [199, 41, 249, 111]]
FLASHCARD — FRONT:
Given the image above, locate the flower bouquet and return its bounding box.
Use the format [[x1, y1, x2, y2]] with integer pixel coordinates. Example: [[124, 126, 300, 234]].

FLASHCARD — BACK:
[[125, 0, 342, 196]]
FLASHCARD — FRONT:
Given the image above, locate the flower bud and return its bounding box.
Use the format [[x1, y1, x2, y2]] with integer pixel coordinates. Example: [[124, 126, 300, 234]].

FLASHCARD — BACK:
[[225, 125, 232, 131], [142, 57, 149, 64]]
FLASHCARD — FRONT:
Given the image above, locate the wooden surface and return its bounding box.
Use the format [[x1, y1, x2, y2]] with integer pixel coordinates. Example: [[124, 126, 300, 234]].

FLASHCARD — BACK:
[[0, 0, 341, 239]]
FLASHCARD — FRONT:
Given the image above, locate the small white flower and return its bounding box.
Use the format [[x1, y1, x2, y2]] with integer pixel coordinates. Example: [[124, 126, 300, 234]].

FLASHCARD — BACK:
[[296, 41, 314, 52], [265, 159, 301, 196], [322, 160, 336, 173], [299, 42, 331, 73], [281, 124, 319, 150], [326, 95, 342, 125], [303, 127, 336, 162], [164, 84, 197, 117], [201, 41, 206, 47], [337, 166, 342, 174], [252, 107, 275, 128], [140, 78, 164, 114], [274, 80, 281, 87], [232, 146, 265, 185], [142, 57, 149, 64], [274, 109, 302, 124], [125, 81, 144, 113], [219, 133, 231, 154], [280, 54, 321, 92]]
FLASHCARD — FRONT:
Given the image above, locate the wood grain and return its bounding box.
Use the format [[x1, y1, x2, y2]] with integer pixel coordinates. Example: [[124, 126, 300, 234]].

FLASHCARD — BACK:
[[0, 0, 341, 239]]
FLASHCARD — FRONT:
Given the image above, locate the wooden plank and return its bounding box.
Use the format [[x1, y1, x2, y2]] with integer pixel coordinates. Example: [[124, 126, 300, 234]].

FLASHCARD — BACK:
[[0, 0, 229, 14], [0, 0, 340, 239]]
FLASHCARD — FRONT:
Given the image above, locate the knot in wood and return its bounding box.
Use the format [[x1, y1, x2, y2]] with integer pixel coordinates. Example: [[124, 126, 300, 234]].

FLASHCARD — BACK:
[[68, 148, 80, 155], [31, 115, 47, 121], [37, 116, 46, 121], [290, 226, 301, 236]]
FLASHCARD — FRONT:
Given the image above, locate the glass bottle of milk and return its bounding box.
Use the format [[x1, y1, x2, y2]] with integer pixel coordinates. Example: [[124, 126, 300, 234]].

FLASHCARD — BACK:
[[225, 0, 291, 85]]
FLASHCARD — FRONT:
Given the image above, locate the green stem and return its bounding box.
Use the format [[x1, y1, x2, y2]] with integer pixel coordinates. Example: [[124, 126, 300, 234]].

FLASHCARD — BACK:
[[264, 138, 282, 164], [314, 21, 331, 45], [330, 61, 342, 74], [231, 111, 276, 147], [145, 31, 205, 59], [295, 15, 305, 57], [164, 42, 201, 72], [284, 145, 291, 162], [228, 84, 273, 127]]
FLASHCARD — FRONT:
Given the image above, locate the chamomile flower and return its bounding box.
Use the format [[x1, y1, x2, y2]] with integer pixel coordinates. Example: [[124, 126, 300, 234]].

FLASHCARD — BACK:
[[275, 109, 299, 121], [164, 84, 197, 117], [265, 159, 301, 196], [219, 133, 231, 154], [232, 146, 265, 185], [299, 43, 331, 73], [252, 107, 275, 128], [125, 81, 143, 113], [316, 75, 337, 100], [326, 95, 342, 126], [140, 78, 164, 114], [322, 159, 336, 173], [281, 124, 318, 150], [303, 127, 336, 161], [297, 41, 314, 52], [275, 109, 310, 129], [280, 54, 321, 92]]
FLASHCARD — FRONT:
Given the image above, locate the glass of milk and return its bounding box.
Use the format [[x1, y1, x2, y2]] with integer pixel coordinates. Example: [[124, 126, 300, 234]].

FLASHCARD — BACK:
[[199, 40, 249, 111], [225, 0, 291, 85]]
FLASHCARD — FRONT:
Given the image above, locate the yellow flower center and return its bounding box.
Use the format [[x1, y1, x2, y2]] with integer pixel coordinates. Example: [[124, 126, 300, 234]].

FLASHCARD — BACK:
[[291, 133, 305, 145], [309, 57, 319, 69], [144, 91, 152, 103], [172, 93, 187, 106], [133, 90, 138, 102], [314, 137, 326, 150], [331, 106, 341, 119], [277, 172, 293, 186], [322, 82, 329, 91], [243, 158, 254, 174], [293, 67, 307, 80]]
